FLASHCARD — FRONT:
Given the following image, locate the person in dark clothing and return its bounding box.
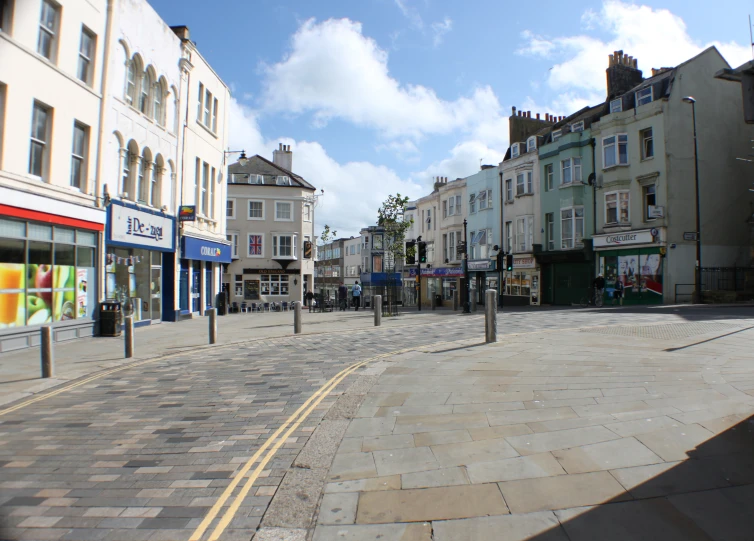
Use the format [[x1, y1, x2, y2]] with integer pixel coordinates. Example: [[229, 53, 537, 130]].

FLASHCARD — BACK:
[[305, 290, 314, 312], [338, 283, 348, 311], [593, 274, 606, 296], [614, 278, 624, 306]]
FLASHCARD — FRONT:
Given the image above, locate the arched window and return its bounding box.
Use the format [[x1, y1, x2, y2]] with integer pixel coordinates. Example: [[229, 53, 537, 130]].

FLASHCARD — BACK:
[[125, 59, 136, 105], [152, 79, 164, 124], [140, 69, 153, 114], [138, 149, 151, 203], [151, 156, 163, 207], [122, 150, 130, 196]]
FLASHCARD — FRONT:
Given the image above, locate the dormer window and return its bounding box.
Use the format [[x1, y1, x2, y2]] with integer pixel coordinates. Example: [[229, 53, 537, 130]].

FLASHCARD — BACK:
[[526, 137, 537, 153], [231, 173, 249, 183], [276, 175, 291, 186], [636, 87, 653, 107], [571, 121, 584, 132], [249, 174, 263, 184], [552, 129, 562, 142], [511, 143, 520, 158], [610, 98, 623, 113]]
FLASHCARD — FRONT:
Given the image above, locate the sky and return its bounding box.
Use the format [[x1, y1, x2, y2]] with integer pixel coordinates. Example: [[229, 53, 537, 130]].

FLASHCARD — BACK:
[[148, 0, 754, 238]]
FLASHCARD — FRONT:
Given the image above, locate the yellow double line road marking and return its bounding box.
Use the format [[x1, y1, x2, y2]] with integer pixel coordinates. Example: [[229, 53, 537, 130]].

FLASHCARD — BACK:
[[191, 342, 458, 541]]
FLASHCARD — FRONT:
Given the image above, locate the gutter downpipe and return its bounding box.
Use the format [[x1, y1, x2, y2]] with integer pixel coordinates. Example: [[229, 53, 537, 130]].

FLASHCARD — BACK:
[[590, 137, 597, 281], [499, 170, 504, 308]]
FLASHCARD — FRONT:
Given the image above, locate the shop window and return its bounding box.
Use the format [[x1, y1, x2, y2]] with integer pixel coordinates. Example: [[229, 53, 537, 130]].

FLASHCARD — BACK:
[[260, 274, 288, 296], [234, 275, 243, 297]]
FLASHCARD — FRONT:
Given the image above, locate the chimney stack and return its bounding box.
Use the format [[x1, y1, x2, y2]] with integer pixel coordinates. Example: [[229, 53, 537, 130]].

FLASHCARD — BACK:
[[606, 49, 643, 99], [273, 143, 293, 171]]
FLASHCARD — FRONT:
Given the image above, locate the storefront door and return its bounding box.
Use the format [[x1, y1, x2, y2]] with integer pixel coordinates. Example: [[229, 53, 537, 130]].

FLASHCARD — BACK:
[[204, 262, 213, 309], [191, 261, 201, 312], [151, 252, 162, 321], [179, 260, 189, 312]]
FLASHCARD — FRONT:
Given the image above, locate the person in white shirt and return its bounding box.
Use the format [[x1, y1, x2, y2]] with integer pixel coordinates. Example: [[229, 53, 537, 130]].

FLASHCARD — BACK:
[[352, 281, 362, 311]]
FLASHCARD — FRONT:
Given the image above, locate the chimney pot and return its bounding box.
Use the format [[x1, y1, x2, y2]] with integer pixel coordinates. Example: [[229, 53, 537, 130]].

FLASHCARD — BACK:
[[536, 113, 540, 120], [512, 106, 517, 115]]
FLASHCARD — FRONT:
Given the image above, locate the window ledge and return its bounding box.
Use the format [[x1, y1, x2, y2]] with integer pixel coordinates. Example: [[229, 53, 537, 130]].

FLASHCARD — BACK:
[[504, 200, 515, 205], [515, 193, 534, 198], [558, 182, 585, 189], [604, 222, 632, 230], [195, 119, 219, 139], [640, 156, 654, 162], [602, 164, 629, 171]]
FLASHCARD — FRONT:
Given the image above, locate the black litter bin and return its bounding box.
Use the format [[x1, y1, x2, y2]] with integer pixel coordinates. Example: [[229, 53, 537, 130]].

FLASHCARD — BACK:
[[216, 293, 226, 316], [100, 301, 122, 337], [435, 294, 443, 307]]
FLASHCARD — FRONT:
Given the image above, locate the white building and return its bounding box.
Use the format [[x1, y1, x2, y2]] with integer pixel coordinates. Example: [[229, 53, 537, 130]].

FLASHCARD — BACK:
[[343, 236, 361, 288], [0, 0, 107, 350]]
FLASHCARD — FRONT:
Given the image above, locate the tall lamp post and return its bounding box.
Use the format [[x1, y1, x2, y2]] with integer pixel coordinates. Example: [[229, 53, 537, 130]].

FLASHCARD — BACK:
[[463, 219, 471, 313], [683, 96, 703, 304]]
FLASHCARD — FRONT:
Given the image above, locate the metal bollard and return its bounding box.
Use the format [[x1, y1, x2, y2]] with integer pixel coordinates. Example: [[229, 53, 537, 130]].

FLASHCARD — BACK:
[[374, 295, 382, 326], [125, 315, 134, 358], [453, 290, 459, 311], [485, 289, 497, 343], [294, 301, 302, 334], [41, 326, 54, 378], [208, 308, 217, 344]]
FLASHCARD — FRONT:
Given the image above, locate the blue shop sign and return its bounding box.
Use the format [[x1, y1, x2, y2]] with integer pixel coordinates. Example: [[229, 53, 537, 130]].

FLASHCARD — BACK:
[[182, 236, 232, 263]]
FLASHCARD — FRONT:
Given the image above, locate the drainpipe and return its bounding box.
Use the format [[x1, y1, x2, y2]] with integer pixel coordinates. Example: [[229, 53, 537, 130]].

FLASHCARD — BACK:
[[499, 170, 504, 307], [590, 137, 597, 279]]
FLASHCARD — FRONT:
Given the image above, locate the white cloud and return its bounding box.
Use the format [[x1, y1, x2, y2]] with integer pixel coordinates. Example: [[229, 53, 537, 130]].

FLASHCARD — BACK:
[[518, 0, 751, 96], [411, 141, 506, 189], [260, 18, 504, 141], [394, 0, 424, 29], [431, 17, 453, 47], [376, 139, 421, 162]]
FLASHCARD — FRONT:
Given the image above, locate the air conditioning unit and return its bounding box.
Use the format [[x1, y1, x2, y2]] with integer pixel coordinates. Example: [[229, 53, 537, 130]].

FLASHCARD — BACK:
[[648, 205, 665, 218]]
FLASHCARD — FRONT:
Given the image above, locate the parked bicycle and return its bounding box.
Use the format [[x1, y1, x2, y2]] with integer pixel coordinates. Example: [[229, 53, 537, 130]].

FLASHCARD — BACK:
[[579, 287, 604, 308]]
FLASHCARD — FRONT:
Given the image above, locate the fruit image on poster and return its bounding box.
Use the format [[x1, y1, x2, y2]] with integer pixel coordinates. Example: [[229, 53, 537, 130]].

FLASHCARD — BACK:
[[0, 263, 26, 328], [53, 266, 76, 322]]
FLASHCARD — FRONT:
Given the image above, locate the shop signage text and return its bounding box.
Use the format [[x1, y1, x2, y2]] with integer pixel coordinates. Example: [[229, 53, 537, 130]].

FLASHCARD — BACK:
[[108, 202, 175, 252], [513, 256, 536, 268], [407, 267, 464, 278], [178, 205, 196, 222], [242, 268, 297, 275], [593, 229, 655, 248], [468, 259, 495, 271], [182, 236, 232, 263]]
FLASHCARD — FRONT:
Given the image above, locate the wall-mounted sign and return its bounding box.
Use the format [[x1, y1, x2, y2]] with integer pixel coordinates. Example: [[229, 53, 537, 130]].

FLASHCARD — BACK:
[[242, 268, 299, 275], [468, 259, 495, 271], [683, 232, 698, 241], [513, 256, 536, 268], [593, 229, 655, 248], [178, 205, 196, 222], [107, 201, 175, 252], [182, 236, 231, 263], [648, 205, 665, 218]]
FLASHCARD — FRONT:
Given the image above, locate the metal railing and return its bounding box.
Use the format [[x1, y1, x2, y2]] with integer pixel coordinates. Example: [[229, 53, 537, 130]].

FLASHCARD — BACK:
[[700, 267, 750, 292]]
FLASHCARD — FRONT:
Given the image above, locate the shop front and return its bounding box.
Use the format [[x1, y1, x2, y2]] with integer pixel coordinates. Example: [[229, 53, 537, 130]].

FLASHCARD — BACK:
[[594, 229, 664, 305], [106, 200, 175, 325], [468, 259, 498, 305], [534, 241, 594, 306], [503, 255, 540, 306], [416, 267, 463, 307], [238, 266, 305, 308], [0, 201, 104, 351], [180, 235, 231, 316]]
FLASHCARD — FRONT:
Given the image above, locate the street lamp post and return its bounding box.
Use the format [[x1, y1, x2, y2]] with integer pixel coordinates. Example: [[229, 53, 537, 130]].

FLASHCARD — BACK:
[[416, 236, 422, 311], [683, 96, 703, 304], [223, 149, 248, 166], [463, 219, 471, 313]]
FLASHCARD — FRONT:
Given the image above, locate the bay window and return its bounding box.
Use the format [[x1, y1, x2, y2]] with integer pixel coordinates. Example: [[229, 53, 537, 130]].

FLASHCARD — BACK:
[[272, 234, 297, 258], [516, 215, 534, 253], [603, 134, 628, 168], [478, 190, 488, 210], [561, 157, 581, 185], [561, 207, 584, 249]]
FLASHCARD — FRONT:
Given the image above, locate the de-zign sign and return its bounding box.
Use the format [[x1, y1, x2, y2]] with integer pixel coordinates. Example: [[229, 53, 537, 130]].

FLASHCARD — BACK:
[[593, 229, 655, 248], [108, 202, 175, 251]]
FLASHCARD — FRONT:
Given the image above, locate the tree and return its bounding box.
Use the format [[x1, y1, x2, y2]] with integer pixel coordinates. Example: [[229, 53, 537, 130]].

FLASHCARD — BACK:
[[377, 194, 413, 315], [318, 224, 337, 245]]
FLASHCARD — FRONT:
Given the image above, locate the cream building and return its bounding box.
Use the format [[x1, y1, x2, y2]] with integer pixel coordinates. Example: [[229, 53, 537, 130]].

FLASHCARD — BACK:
[[224, 145, 315, 310], [0, 0, 107, 350]]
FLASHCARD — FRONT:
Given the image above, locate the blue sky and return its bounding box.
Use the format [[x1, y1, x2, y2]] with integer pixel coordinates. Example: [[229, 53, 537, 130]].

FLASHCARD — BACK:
[[149, 0, 753, 236]]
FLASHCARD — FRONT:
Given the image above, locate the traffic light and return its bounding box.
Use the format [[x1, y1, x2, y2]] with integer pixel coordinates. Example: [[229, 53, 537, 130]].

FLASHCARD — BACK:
[[505, 254, 513, 272], [303, 241, 312, 259], [418, 242, 427, 263], [405, 241, 416, 265], [496, 251, 504, 270]]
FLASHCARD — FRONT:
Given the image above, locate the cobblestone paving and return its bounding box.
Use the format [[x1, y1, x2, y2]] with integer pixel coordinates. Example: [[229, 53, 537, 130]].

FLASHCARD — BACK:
[[580, 321, 748, 340], [1, 307, 752, 541]]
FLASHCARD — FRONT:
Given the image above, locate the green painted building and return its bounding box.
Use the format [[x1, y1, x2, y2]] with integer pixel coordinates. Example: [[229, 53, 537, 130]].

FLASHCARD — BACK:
[[534, 106, 604, 305]]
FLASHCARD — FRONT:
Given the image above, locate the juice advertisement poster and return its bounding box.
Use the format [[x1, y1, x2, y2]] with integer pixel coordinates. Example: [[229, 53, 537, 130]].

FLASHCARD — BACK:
[[0, 263, 25, 328]]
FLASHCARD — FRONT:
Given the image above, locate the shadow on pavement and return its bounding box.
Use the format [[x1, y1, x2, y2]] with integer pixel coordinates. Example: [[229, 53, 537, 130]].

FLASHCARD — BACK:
[[527, 414, 754, 540]]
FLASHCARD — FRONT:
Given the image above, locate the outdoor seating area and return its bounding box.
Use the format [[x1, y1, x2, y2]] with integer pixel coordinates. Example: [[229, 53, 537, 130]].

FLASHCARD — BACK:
[[229, 301, 293, 313]]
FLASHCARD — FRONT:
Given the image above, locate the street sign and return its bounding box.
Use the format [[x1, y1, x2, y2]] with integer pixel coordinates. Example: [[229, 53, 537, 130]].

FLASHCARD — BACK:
[[683, 232, 698, 241], [178, 205, 196, 222], [456, 241, 465, 258]]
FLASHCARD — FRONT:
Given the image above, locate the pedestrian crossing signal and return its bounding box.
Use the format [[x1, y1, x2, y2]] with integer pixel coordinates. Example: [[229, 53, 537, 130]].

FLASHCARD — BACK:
[[505, 254, 513, 272], [304, 241, 312, 259], [418, 242, 427, 263]]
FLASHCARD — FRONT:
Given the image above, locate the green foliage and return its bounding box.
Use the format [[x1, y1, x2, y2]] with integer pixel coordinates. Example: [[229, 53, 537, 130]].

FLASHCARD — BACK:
[[377, 194, 413, 270], [319, 224, 337, 245]]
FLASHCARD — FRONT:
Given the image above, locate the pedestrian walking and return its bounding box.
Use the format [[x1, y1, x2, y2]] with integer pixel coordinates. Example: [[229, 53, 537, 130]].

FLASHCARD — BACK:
[[593, 274, 606, 304], [614, 278, 624, 306], [352, 281, 362, 311], [305, 290, 314, 312], [338, 282, 348, 311]]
